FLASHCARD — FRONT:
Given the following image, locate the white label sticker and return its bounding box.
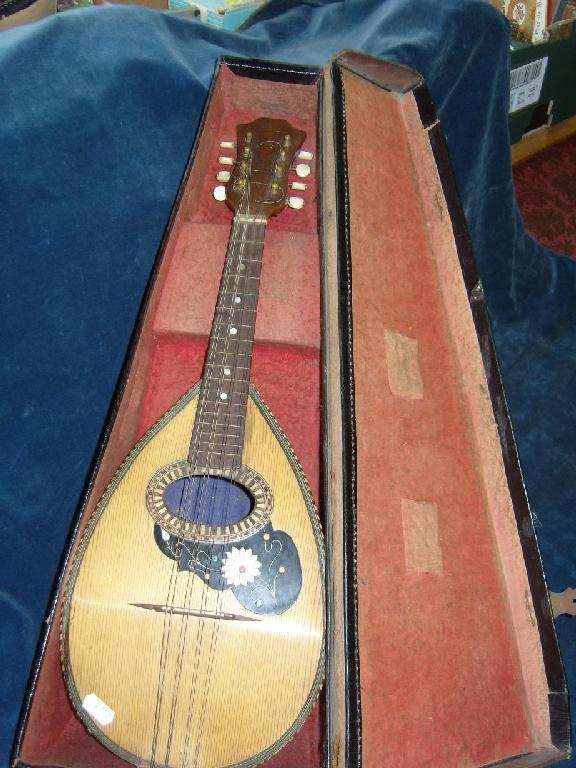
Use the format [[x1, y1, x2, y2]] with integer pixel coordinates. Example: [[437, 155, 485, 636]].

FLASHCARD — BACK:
[[82, 693, 115, 726], [509, 57, 548, 113]]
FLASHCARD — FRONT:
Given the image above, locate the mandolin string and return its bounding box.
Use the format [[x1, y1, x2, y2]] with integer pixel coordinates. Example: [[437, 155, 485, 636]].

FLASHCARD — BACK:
[[148, 240, 236, 766], [184, 221, 252, 764], [179, 143, 268, 767], [187, 141, 279, 768], [158, 126, 284, 767], [159, 216, 246, 767], [163, 193, 258, 767], [149, 215, 244, 768], [175, 209, 258, 768], [187, 130, 297, 768], [179, 192, 261, 767], [149, 541, 181, 768], [186, 213, 261, 768]]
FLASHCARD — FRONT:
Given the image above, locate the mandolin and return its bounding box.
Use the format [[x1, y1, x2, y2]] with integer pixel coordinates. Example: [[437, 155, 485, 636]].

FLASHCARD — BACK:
[[61, 117, 325, 768]]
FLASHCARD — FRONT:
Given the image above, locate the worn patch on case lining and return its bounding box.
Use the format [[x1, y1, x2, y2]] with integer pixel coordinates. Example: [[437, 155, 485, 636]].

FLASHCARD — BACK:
[[384, 330, 424, 399], [401, 499, 443, 574]]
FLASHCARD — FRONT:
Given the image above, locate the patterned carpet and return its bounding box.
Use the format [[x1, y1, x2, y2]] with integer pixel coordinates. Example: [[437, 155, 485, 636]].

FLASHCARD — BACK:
[[514, 134, 576, 258]]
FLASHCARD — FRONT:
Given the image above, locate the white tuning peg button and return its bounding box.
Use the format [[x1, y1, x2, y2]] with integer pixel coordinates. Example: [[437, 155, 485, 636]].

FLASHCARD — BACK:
[[295, 163, 311, 178], [288, 196, 305, 210], [298, 150, 314, 161], [290, 181, 307, 191], [216, 170, 231, 182], [219, 156, 234, 166], [220, 141, 236, 149], [213, 185, 227, 202]]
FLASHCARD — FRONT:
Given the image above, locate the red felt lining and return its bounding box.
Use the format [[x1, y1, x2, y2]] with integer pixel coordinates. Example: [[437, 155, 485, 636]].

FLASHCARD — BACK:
[[345, 71, 544, 767]]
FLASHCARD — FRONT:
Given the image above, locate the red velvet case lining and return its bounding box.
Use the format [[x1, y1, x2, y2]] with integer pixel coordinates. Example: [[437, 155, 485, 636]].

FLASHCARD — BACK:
[[344, 70, 553, 767], [18, 63, 325, 768]]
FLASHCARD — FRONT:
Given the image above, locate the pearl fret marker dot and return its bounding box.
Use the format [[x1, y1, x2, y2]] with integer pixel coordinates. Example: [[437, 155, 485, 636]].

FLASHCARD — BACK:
[[230, 328, 237, 335]]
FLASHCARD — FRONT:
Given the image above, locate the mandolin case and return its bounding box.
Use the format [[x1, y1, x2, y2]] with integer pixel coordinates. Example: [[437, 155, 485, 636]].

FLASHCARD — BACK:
[[13, 53, 570, 768]]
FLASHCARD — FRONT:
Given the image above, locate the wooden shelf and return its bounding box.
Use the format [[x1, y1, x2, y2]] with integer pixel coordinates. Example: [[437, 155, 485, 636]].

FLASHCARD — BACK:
[[512, 115, 576, 164]]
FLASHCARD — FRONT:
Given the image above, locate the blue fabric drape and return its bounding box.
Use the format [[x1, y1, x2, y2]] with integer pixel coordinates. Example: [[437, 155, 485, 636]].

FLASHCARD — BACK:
[[1, 1, 574, 763]]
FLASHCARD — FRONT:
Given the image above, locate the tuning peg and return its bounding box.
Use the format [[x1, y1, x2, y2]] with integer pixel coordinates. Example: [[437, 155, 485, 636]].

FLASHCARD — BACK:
[[298, 150, 314, 161], [216, 170, 231, 182], [294, 163, 311, 178], [220, 141, 236, 149], [219, 156, 234, 166], [288, 196, 304, 210], [290, 181, 307, 191], [213, 185, 227, 202]]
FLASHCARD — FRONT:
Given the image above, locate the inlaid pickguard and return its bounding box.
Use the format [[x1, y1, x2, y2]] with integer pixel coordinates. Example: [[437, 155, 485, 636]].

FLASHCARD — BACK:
[[154, 519, 302, 615]]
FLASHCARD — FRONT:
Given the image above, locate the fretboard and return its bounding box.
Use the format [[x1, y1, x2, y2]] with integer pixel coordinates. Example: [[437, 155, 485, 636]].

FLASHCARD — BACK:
[[188, 214, 267, 473]]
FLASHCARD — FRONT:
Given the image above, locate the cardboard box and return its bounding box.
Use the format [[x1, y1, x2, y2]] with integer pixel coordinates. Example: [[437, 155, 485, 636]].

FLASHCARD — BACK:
[[167, 0, 268, 30], [0, 0, 56, 30], [13, 53, 570, 768], [509, 16, 576, 142]]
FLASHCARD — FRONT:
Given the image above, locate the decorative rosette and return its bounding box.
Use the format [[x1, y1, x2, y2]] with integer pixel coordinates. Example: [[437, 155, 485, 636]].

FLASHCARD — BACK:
[[221, 546, 262, 587]]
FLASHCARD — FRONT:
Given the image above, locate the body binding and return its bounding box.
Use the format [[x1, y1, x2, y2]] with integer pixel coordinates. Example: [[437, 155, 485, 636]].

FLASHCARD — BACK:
[[61, 383, 325, 768]]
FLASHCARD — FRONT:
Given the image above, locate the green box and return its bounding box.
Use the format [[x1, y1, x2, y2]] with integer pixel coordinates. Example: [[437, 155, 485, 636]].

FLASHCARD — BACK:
[[509, 18, 576, 143], [168, 0, 267, 29]]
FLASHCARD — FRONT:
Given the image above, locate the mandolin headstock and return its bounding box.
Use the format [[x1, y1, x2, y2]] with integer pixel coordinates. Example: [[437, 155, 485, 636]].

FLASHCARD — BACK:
[[213, 117, 311, 219]]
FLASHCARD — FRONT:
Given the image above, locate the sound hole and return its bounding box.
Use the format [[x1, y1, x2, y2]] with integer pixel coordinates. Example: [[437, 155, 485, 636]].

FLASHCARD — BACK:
[[163, 475, 254, 527]]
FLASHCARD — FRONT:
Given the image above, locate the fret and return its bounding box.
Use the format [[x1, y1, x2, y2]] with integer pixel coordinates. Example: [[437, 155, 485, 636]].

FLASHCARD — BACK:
[[208, 349, 251, 360], [228, 255, 264, 263], [213, 307, 258, 315], [217, 303, 257, 316], [195, 416, 243, 428], [217, 302, 258, 313], [212, 322, 257, 331], [219, 280, 260, 293], [203, 374, 250, 385], [199, 405, 252, 417], [201, 377, 250, 386], [199, 395, 250, 407], [218, 283, 259, 293], [205, 362, 250, 372], [210, 330, 254, 344], [227, 241, 264, 249], [192, 440, 242, 454], [193, 444, 243, 457], [205, 360, 251, 372], [195, 418, 242, 428], [191, 450, 243, 459], [219, 275, 261, 285], [201, 388, 251, 399], [192, 433, 243, 447], [189, 216, 267, 467]]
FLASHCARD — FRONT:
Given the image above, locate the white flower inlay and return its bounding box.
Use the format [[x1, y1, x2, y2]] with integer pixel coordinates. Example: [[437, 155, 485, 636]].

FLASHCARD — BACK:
[[221, 546, 261, 587]]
